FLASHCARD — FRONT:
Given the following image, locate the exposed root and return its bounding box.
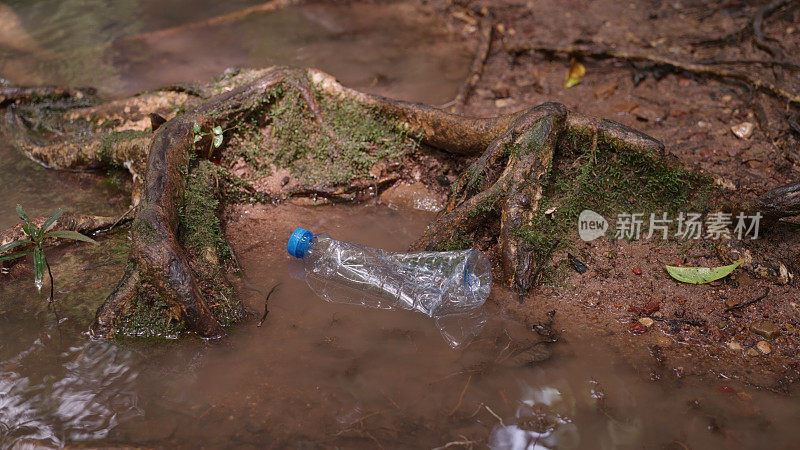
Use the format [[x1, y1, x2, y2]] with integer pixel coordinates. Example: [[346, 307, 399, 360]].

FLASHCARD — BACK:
[[0, 212, 131, 250], [447, 12, 494, 113], [694, 0, 792, 54], [503, 42, 800, 105], [0, 85, 96, 107], [3, 66, 799, 338]]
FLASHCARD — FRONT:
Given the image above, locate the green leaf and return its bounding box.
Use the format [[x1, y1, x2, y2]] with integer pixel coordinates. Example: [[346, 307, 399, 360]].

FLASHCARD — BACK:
[[212, 133, 223, 148], [194, 134, 203, 143], [0, 240, 30, 254], [21, 223, 37, 240], [16, 204, 30, 223], [212, 125, 222, 135], [665, 260, 743, 284], [44, 230, 98, 244], [33, 247, 45, 291], [41, 208, 63, 233], [0, 250, 32, 262], [193, 122, 201, 133]]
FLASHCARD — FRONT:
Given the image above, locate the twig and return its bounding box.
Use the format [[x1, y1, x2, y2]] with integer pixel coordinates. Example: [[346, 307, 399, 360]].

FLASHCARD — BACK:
[[694, 0, 791, 49], [108, 204, 138, 231], [448, 375, 472, 416], [433, 436, 478, 450], [449, 12, 494, 113], [483, 404, 505, 427], [504, 43, 800, 105], [257, 283, 280, 327], [753, 0, 790, 58], [284, 176, 398, 203], [697, 59, 800, 70], [725, 287, 770, 312]]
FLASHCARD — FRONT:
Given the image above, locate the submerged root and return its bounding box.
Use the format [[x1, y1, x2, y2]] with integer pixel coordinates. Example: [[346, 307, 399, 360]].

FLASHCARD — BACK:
[[2, 66, 799, 338]]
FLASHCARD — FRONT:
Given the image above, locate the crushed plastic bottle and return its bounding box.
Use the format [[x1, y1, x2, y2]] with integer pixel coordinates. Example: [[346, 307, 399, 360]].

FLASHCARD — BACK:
[[287, 228, 492, 347]]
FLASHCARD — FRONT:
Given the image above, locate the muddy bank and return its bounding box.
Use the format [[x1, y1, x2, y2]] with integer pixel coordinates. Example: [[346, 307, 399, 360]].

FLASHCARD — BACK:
[[406, 0, 800, 391]]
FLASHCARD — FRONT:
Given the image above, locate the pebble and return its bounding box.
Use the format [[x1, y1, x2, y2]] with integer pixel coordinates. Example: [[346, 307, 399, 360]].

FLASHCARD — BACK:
[[749, 320, 780, 339], [746, 348, 761, 357], [639, 317, 654, 327], [731, 122, 754, 139], [727, 341, 743, 351], [756, 341, 772, 354], [630, 322, 648, 335]]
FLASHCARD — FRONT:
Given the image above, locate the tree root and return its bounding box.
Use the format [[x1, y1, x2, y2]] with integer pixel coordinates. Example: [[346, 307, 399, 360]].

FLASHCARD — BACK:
[[447, 12, 494, 113], [0, 212, 132, 251], [503, 42, 800, 105], [2, 66, 799, 338], [694, 0, 792, 55]]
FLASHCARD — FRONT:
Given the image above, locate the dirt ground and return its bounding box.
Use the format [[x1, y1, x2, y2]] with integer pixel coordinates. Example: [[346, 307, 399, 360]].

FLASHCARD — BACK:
[[403, 0, 800, 392]]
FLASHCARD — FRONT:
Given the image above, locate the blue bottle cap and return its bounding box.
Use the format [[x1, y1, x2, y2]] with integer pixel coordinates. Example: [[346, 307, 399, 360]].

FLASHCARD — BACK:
[[287, 228, 314, 258]]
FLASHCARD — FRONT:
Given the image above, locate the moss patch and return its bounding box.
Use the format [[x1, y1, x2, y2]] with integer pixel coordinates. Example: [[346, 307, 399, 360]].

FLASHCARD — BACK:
[[227, 81, 418, 186], [514, 137, 718, 268], [179, 159, 243, 327]]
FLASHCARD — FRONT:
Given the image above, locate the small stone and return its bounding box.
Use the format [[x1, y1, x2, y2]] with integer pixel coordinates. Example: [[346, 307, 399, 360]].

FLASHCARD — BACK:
[[642, 300, 660, 315], [630, 322, 648, 335], [727, 341, 742, 351], [749, 320, 780, 339], [731, 122, 754, 139], [746, 348, 760, 357], [639, 317, 655, 327], [724, 298, 738, 308], [756, 341, 771, 354]]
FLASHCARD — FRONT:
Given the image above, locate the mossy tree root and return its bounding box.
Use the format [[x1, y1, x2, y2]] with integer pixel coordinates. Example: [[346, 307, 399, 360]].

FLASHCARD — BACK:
[[3, 66, 799, 338], [91, 67, 335, 338]]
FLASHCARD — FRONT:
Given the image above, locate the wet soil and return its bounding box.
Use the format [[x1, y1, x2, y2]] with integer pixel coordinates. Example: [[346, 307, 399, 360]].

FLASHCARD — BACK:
[[422, 0, 800, 392]]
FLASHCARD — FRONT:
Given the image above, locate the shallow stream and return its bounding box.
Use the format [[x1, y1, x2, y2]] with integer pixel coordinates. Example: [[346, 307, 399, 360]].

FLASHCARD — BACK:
[[1, 1, 799, 449]]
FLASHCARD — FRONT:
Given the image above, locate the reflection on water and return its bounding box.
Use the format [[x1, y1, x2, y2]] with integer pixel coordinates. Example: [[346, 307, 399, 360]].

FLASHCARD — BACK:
[[0, 337, 140, 447], [0, 142, 128, 230], [0, 1, 471, 104]]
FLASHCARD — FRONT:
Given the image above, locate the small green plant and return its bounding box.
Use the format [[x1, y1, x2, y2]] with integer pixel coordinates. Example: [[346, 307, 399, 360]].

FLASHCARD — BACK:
[[0, 205, 97, 300], [193, 122, 225, 158]]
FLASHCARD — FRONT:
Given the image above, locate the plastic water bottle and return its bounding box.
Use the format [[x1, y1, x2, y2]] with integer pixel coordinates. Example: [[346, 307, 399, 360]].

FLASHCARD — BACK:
[[286, 228, 492, 319]]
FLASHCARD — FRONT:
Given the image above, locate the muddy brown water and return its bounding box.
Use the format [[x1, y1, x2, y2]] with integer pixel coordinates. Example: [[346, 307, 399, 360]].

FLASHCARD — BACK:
[[3, 204, 800, 449], [2, 1, 800, 449]]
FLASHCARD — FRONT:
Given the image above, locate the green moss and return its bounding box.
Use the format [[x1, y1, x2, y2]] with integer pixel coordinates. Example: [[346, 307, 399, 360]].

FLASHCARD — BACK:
[[227, 81, 417, 186], [116, 293, 187, 339], [434, 231, 473, 252], [179, 160, 230, 259], [97, 129, 149, 163], [513, 137, 717, 265]]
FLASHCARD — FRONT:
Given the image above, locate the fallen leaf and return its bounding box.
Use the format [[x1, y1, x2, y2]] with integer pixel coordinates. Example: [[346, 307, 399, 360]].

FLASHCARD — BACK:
[[564, 58, 586, 88], [665, 260, 743, 284]]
